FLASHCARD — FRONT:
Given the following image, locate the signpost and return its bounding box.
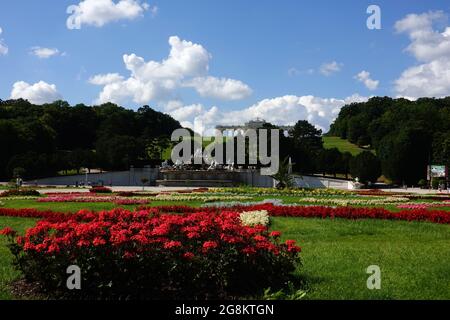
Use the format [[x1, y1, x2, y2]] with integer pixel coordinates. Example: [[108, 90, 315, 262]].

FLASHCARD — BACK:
[[427, 165, 447, 180]]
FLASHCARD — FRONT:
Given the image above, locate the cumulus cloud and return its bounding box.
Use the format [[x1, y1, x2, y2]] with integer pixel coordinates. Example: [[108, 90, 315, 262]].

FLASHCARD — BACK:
[[0, 27, 8, 56], [89, 73, 124, 85], [164, 94, 367, 135], [394, 11, 450, 98], [183, 77, 252, 100], [90, 36, 252, 104], [10, 81, 62, 105], [30, 47, 60, 59], [66, 0, 150, 29], [319, 61, 343, 76], [354, 71, 379, 91]]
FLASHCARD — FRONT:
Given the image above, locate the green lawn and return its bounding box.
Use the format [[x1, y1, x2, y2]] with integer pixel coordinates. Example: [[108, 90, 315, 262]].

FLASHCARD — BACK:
[[2, 200, 119, 212], [323, 136, 372, 156], [272, 217, 450, 300], [0, 199, 205, 212], [0, 217, 38, 300]]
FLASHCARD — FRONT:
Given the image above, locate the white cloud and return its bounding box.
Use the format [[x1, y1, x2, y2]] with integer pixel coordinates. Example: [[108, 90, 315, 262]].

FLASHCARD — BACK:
[[165, 94, 368, 135], [10, 81, 62, 104], [89, 73, 124, 85], [66, 0, 150, 29], [30, 47, 60, 59], [394, 11, 450, 98], [394, 11, 450, 62], [183, 76, 252, 100], [395, 58, 450, 98], [0, 27, 8, 56], [90, 36, 252, 104], [319, 61, 343, 76], [167, 103, 204, 125], [354, 71, 379, 91]]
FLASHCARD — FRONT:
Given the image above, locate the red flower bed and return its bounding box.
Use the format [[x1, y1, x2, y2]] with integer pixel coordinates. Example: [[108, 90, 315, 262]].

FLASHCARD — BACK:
[[151, 204, 450, 225], [2, 204, 449, 224], [1, 208, 300, 299], [0, 208, 69, 221]]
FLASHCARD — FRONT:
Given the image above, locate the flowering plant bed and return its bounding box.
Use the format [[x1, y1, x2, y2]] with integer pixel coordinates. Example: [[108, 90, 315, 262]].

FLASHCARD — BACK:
[[37, 196, 150, 205], [1, 202, 449, 224], [291, 196, 410, 206], [153, 204, 450, 225], [213, 187, 350, 196], [1, 208, 301, 300], [0, 208, 69, 220], [155, 194, 253, 202], [397, 202, 450, 210]]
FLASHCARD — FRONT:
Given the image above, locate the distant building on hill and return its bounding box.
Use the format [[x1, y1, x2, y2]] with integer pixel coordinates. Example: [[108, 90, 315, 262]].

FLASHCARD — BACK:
[[216, 118, 293, 133]]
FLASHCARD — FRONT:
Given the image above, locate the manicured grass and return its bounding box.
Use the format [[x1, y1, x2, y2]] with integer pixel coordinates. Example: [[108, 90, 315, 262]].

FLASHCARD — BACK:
[[0, 199, 205, 212], [1, 200, 119, 212], [272, 217, 450, 299], [323, 136, 372, 156], [0, 217, 38, 300]]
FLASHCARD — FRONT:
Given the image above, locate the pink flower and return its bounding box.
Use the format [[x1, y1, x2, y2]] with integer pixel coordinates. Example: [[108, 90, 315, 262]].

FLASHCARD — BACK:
[[164, 240, 182, 249], [47, 244, 60, 254], [269, 231, 281, 238], [183, 252, 195, 260], [0, 227, 17, 237], [285, 240, 297, 247], [202, 241, 218, 251], [254, 235, 266, 242], [93, 237, 106, 246]]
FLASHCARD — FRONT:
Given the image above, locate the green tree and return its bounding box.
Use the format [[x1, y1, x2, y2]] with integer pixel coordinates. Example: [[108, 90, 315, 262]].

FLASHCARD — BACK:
[[290, 120, 323, 174], [350, 151, 381, 184]]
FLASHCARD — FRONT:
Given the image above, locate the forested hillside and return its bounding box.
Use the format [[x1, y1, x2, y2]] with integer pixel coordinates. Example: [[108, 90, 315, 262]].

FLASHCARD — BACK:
[[328, 97, 450, 184], [0, 99, 181, 179]]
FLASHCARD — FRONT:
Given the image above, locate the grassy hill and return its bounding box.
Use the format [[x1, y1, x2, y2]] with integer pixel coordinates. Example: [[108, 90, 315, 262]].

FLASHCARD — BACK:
[[163, 135, 370, 160], [323, 136, 370, 156]]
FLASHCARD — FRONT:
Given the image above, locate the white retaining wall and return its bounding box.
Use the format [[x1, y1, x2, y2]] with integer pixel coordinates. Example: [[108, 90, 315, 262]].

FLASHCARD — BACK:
[[28, 169, 352, 189], [28, 168, 160, 187]]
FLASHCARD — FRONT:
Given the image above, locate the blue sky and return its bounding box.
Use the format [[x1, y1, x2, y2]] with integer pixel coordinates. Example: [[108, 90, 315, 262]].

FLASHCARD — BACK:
[[1, 0, 450, 132]]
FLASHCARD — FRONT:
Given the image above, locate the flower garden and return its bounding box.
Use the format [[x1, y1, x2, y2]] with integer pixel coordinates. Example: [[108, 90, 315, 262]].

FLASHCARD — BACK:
[[0, 187, 449, 300]]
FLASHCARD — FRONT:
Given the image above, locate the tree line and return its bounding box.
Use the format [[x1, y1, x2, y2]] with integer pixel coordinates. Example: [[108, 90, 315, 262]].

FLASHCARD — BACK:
[[328, 97, 450, 185], [0, 99, 181, 179], [2, 96, 447, 185], [279, 121, 381, 184]]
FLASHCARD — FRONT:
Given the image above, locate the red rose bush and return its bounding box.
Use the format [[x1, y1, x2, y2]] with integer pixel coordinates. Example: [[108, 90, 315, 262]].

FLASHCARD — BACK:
[[2, 208, 301, 299]]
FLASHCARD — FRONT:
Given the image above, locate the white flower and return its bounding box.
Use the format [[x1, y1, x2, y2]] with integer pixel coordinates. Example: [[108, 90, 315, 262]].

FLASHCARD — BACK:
[[240, 210, 270, 227]]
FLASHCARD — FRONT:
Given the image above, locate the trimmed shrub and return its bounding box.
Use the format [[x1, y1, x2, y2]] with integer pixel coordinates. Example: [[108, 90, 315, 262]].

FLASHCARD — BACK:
[[0, 189, 40, 197], [89, 186, 112, 194]]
